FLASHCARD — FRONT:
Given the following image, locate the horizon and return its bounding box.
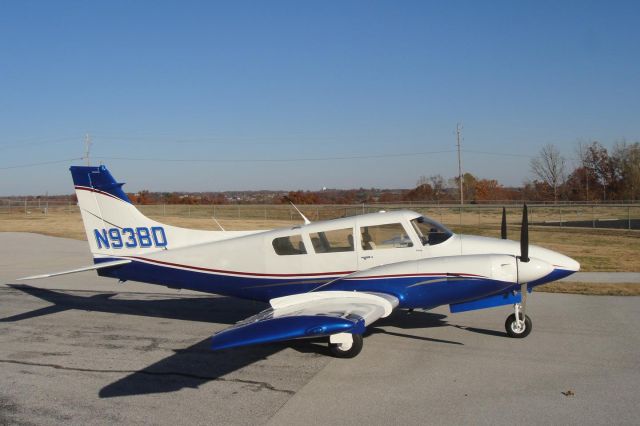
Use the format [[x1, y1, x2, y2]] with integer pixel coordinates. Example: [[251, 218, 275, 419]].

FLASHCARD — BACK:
[[1, 172, 534, 199], [1, 1, 639, 196]]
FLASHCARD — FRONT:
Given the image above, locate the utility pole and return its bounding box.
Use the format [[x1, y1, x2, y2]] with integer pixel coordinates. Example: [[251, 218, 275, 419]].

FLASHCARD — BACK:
[[456, 123, 463, 205], [579, 142, 589, 201], [84, 133, 92, 166]]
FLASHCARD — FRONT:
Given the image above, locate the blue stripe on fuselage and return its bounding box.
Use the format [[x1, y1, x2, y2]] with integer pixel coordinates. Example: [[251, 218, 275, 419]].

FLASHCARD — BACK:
[[96, 258, 329, 301], [93, 258, 536, 309]]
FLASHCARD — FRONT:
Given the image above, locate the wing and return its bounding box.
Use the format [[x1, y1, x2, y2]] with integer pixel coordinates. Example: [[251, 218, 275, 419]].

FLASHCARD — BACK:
[[211, 291, 399, 351]]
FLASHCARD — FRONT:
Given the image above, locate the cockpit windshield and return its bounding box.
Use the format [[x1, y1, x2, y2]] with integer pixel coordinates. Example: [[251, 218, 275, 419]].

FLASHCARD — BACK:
[[410, 216, 453, 246]]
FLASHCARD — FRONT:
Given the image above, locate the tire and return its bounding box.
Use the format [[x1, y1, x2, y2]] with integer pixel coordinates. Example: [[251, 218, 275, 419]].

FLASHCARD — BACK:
[[329, 334, 363, 358], [505, 313, 532, 338]]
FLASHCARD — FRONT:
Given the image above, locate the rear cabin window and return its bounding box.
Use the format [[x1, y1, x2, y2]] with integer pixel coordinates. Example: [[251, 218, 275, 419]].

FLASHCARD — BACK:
[[309, 228, 354, 253], [361, 223, 413, 250], [272, 234, 307, 255]]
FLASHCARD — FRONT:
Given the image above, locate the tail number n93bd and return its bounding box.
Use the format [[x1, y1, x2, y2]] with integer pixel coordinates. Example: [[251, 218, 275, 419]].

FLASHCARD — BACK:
[[94, 227, 167, 249]]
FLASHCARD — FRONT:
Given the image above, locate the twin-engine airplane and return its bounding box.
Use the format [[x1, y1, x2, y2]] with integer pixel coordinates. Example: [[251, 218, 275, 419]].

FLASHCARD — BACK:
[[21, 166, 580, 358]]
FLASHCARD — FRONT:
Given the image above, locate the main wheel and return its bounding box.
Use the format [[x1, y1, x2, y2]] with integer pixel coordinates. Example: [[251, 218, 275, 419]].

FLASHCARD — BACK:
[[329, 334, 363, 358], [505, 313, 532, 338]]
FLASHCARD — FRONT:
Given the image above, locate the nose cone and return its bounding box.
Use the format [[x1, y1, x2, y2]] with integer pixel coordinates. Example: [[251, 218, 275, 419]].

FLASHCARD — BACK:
[[529, 245, 580, 273], [517, 258, 554, 283], [526, 246, 580, 283], [560, 255, 580, 273]]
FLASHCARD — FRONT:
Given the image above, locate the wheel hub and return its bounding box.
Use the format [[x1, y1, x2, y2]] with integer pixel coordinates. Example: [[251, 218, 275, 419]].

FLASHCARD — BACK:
[[511, 320, 525, 334]]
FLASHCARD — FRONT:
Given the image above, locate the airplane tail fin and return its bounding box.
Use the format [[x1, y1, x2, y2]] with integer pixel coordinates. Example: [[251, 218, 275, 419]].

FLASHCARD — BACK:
[[70, 165, 225, 258], [71, 165, 169, 256]]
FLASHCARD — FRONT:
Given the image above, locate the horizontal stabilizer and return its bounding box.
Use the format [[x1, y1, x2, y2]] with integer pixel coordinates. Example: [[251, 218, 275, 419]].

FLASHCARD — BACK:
[[18, 259, 131, 280]]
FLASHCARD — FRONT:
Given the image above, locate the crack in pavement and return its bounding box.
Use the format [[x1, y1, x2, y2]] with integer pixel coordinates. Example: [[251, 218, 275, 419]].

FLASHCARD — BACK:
[[0, 359, 295, 395]]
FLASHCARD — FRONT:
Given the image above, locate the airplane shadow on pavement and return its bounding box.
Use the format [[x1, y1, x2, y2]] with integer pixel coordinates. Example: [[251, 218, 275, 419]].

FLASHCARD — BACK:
[[2, 284, 503, 398], [2, 284, 264, 325], [100, 338, 292, 398]]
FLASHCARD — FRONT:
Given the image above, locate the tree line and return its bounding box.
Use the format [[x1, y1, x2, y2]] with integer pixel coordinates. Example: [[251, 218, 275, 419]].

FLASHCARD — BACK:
[[118, 140, 639, 205], [529, 141, 640, 202]]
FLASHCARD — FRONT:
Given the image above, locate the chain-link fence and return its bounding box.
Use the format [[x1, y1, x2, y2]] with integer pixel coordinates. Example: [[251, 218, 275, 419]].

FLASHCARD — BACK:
[[1, 199, 638, 230], [0, 199, 77, 215]]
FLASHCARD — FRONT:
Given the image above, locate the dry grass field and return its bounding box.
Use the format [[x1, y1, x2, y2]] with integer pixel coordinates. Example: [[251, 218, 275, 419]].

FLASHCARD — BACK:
[[2, 209, 639, 295], [452, 224, 640, 273], [535, 282, 640, 296], [1, 208, 639, 273], [0, 212, 297, 240]]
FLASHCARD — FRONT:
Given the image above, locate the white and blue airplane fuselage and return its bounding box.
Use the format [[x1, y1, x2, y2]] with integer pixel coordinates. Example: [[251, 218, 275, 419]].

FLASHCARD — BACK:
[[21, 166, 579, 358]]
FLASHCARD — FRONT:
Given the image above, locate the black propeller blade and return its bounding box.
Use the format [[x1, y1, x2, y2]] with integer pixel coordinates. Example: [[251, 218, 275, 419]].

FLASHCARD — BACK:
[[501, 207, 507, 239], [520, 204, 529, 262]]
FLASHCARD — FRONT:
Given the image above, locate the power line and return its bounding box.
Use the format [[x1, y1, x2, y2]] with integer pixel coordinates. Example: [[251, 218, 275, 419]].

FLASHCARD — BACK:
[[94, 150, 457, 163], [0, 157, 84, 171], [464, 150, 534, 158], [0, 148, 564, 171], [92, 134, 335, 144], [0, 136, 78, 151]]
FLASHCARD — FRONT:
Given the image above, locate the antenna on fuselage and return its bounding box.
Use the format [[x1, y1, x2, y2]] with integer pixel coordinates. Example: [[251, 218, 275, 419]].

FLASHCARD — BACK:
[[212, 217, 226, 231], [289, 202, 311, 225]]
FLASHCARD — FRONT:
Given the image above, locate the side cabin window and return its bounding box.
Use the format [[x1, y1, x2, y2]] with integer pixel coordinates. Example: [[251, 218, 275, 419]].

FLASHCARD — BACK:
[[361, 223, 413, 250], [272, 234, 307, 255], [310, 228, 354, 253], [410, 216, 453, 246]]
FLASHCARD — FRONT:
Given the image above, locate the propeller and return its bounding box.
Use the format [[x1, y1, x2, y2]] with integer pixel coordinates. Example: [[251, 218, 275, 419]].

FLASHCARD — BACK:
[[501, 207, 507, 239], [519, 204, 529, 262]]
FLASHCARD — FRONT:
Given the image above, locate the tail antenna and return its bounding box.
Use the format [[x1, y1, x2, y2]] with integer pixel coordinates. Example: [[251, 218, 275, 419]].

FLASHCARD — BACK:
[[212, 217, 226, 232]]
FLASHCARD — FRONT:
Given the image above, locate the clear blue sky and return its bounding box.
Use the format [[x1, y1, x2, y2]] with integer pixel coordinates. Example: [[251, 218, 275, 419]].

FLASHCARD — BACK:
[[1, 0, 638, 195]]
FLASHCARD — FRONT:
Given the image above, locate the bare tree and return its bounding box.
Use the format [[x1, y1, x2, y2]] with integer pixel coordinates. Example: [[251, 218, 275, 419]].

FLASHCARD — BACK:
[[583, 141, 614, 201], [575, 140, 592, 200], [530, 144, 566, 203], [429, 174, 446, 202]]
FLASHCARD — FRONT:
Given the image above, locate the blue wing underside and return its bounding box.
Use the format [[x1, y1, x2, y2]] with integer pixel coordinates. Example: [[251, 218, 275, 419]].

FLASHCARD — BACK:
[[211, 311, 366, 350], [211, 291, 398, 351]]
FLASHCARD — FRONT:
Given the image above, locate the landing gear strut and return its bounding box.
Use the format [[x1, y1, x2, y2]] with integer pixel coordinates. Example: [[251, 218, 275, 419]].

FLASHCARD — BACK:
[[505, 282, 533, 338], [505, 303, 532, 338]]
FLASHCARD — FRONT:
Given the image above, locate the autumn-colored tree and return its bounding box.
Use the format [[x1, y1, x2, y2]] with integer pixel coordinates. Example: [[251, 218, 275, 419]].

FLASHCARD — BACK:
[[378, 191, 402, 202], [612, 142, 640, 201], [522, 180, 553, 202], [282, 190, 319, 204], [451, 173, 478, 202], [403, 183, 434, 201], [474, 179, 505, 202]]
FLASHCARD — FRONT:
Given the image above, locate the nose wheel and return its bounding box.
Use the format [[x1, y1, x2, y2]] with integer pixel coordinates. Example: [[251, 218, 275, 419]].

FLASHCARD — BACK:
[[505, 302, 532, 338]]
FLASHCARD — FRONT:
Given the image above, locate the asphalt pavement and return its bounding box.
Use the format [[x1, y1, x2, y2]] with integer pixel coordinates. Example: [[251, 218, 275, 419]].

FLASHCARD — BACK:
[[1, 233, 639, 425]]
